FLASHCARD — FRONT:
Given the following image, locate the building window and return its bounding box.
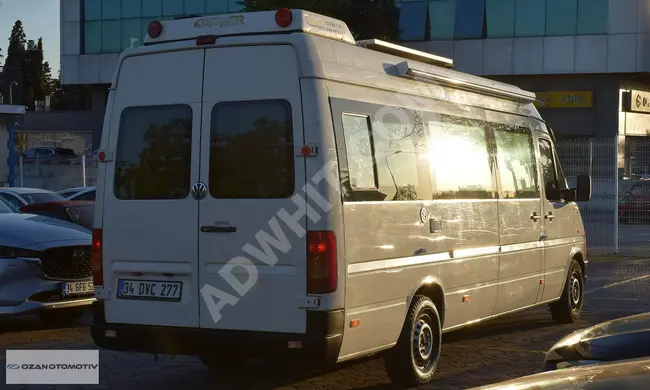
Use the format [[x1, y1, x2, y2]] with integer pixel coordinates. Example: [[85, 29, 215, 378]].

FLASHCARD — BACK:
[[122, 18, 143, 50], [227, 0, 243, 12], [84, 0, 102, 21], [429, 0, 456, 39], [163, 0, 184, 16], [397, 1, 428, 41], [546, 0, 577, 36], [101, 0, 122, 19], [122, 0, 142, 18], [515, 0, 545, 37], [184, 0, 206, 15], [454, 0, 485, 39], [577, 0, 608, 34], [486, 0, 515, 38], [101, 20, 122, 53], [206, 0, 227, 14], [142, 0, 163, 18], [84, 21, 102, 54]]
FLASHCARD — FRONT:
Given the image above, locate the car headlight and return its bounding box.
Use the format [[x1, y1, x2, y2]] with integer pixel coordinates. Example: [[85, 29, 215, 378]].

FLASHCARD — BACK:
[[0, 246, 40, 258]]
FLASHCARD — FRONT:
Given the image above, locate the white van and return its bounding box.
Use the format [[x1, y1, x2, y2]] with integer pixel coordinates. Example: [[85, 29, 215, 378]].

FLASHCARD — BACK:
[[90, 9, 592, 387]]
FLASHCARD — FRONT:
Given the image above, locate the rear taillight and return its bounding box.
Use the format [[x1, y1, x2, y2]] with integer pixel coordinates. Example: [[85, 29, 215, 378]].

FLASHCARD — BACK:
[[92, 229, 103, 286], [307, 231, 337, 294]]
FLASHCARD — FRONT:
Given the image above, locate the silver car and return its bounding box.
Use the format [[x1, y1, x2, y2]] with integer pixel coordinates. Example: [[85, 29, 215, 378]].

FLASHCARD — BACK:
[[0, 200, 94, 325]]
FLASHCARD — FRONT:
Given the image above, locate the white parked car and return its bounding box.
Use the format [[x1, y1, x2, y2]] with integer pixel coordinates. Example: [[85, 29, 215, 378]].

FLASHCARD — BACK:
[[0, 188, 65, 209], [58, 186, 96, 201]]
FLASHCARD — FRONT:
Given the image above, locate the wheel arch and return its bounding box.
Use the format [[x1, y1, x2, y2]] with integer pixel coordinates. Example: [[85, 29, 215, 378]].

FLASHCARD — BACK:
[[407, 277, 446, 327]]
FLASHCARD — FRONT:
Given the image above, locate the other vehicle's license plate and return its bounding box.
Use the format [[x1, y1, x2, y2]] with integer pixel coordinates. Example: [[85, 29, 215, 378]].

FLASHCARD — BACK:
[[61, 281, 94, 296], [117, 279, 182, 301]]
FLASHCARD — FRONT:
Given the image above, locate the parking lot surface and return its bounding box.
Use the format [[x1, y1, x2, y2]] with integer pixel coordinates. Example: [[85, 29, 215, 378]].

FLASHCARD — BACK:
[[1, 257, 649, 390]]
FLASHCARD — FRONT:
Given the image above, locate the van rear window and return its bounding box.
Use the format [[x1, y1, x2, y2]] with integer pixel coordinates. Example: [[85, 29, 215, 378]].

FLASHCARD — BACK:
[[209, 100, 294, 199], [113, 105, 192, 200]]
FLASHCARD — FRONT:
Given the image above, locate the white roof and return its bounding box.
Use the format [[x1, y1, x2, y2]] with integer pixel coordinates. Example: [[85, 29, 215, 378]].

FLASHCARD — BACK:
[[0, 105, 25, 115], [144, 9, 356, 46]]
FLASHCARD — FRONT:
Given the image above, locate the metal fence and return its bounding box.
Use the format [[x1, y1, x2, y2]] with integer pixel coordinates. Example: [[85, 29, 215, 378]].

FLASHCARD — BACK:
[[16, 155, 97, 191], [556, 137, 649, 255]]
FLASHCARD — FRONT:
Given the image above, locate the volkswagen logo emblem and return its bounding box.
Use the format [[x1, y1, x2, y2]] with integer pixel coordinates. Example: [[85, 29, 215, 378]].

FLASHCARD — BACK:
[[191, 182, 208, 200]]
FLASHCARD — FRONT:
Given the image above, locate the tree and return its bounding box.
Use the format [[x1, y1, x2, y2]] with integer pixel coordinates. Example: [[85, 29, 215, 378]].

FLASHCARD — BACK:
[[239, 0, 399, 41], [42, 61, 53, 95], [4, 20, 27, 105]]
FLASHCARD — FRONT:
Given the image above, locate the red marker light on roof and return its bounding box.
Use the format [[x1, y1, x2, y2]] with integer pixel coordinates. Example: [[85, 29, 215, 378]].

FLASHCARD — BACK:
[[275, 8, 292, 28], [147, 21, 163, 38]]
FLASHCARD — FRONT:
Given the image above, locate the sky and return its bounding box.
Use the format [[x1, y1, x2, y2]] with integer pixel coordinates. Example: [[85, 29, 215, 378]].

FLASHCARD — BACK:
[[0, 0, 60, 74]]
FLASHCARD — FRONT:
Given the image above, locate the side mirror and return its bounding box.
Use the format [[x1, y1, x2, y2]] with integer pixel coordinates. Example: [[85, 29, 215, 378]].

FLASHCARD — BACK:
[[575, 174, 592, 202], [562, 189, 577, 202]]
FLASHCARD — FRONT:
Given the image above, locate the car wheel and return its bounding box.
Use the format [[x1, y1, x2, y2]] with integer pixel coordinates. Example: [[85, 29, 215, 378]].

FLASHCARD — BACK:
[[199, 353, 247, 370], [383, 295, 441, 388], [38, 308, 86, 326], [549, 259, 584, 324]]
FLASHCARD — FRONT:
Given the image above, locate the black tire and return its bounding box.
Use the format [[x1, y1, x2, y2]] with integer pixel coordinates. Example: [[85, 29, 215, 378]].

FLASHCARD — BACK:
[[549, 259, 584, 324], [199, 354, 247, 370], [383, 296, 441, 388], [38, 308, 85, 326]]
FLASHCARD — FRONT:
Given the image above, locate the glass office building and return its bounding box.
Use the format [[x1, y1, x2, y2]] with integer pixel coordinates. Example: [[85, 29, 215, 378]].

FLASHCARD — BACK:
[[61, 0, 650, 174]]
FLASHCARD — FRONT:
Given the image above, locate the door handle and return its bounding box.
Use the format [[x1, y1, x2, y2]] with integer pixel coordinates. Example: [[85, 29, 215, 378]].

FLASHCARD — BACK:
[[201, 226, 237, 233], [530, 212, 542, 221], [545, 212, 554, 221]]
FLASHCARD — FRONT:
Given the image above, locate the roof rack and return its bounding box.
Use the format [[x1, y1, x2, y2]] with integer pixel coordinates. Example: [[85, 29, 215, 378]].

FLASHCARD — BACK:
[[356, 39, 453, 68]]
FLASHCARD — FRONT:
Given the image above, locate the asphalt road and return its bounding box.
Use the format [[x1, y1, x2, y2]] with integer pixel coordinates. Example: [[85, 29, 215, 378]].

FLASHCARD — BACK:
[[1, 257, 649, 390]]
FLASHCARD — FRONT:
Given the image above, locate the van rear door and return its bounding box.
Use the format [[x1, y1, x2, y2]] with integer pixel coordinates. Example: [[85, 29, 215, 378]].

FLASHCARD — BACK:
[[102, 50, 204, 327], [197, 45, 308, 333]]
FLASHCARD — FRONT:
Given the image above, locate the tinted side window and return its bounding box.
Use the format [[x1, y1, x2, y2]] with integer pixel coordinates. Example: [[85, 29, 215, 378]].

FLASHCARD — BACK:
[[209, 100, 294, 199], [538, 138, 560, 201], [75, 190, 96, 201], [493, 126, 539, 199], [0, 193, 24, 208], [429, 115, 495, 199], [113, 105, 192, 200]]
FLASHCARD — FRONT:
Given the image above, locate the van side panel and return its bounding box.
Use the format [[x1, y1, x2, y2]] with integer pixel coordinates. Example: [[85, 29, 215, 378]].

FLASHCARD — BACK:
[[329, 84, 500, 359], [101, 50, 205, 327]]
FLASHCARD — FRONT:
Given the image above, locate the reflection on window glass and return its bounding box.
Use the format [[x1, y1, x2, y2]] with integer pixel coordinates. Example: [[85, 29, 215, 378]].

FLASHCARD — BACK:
[[538, 138, 559, 201], [84, 21, 102, 54], [494, 126, 539, 199], [209, 100, 294, 199], [454, 0, 485, 39], [227, 0, 243, 12], [0, 197, 16, 213], [342, 114, 376, 189], [0, 194, 23, 209], [372, 110, 429, 201], [114, 105, 193, 200], [102, 20, 122, 53], [429, 116, 495, 199]]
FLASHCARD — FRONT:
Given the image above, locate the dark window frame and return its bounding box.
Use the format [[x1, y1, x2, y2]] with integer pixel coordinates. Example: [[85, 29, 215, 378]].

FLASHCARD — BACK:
[[113, 104, 193, 200], [208, 99, 295, 200], [538, 137, 561, 201]]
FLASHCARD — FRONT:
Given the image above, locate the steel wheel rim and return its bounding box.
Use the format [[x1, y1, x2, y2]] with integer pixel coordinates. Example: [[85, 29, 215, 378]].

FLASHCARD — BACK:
[[570, 271, 582, 310], [411, 311, 438, 375]]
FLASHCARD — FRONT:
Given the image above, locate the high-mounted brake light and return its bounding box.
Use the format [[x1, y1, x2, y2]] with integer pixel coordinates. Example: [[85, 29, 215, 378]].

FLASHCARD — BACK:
[[147, 21, 163, 38], [196, 35, 217, 46], [92, 229, 104, 286], [275, 8, 293, 28], [307, 231, 337, 294]]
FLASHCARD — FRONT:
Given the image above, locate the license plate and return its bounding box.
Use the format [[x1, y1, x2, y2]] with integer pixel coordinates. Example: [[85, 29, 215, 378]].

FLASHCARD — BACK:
[[61, 281, 94, 296], [117, 279, 182, 301]]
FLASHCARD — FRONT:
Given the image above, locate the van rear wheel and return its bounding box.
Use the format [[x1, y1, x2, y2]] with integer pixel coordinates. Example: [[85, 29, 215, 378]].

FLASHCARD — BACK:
[[383, 295, 441, 388], [549, 259, 584, 324]]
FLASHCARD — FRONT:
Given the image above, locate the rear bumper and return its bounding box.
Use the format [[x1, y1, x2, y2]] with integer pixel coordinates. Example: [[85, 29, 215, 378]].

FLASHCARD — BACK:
[[90, 301, 344, 366]]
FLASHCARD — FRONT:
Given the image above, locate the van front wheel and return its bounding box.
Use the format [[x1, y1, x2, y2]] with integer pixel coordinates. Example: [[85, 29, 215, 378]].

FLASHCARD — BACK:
[[549, 259, 584, 324], [383, 295, 441, 388]]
